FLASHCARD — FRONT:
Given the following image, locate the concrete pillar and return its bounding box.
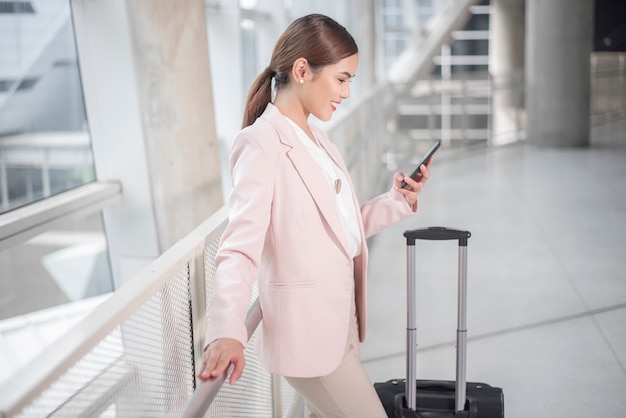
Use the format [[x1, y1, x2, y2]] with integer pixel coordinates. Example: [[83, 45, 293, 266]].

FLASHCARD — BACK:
[[525, 0, 594, 147], [126, 0, 223, 247], [489, 0, 525, 145], [72, 0, 223, 285]]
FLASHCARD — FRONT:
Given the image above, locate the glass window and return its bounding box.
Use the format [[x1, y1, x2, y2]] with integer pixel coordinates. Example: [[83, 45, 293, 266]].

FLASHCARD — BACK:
[[0, 0, 95, 214], [0, 1, 112, 384], [0, 211, 113, 384], [0, 212, 113, 321]]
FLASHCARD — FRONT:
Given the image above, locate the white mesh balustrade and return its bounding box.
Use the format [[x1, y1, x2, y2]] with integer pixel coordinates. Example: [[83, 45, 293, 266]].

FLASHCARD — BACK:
[[15, 266, 195, 418]]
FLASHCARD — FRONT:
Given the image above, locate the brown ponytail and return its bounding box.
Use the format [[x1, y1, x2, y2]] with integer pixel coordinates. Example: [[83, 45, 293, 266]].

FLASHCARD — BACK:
[[242, 67, 274, 129], [241, 14, 358, 128]]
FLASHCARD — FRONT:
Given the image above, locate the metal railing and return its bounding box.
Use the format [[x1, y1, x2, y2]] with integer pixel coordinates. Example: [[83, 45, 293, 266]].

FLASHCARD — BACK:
[[0, 206, 299, 418], [179, 299, 263, 418], [395, 72, 493, 143]]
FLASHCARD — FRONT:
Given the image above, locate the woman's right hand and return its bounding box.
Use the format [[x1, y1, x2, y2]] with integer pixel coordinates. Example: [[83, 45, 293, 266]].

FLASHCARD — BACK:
[[197, 338, 246, 385]]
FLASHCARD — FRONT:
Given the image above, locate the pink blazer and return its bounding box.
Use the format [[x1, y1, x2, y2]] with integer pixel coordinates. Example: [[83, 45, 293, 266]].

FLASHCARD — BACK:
[[205, 103, 416, 378]]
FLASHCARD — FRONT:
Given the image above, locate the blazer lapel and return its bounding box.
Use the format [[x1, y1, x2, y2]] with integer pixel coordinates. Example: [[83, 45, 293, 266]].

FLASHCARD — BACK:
[[261, 105, 351, 258], [315, 128, 367, 242]]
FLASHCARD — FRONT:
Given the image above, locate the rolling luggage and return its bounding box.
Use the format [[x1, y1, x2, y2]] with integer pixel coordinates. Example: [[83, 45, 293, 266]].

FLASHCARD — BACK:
[[374, 227, 504, 418]]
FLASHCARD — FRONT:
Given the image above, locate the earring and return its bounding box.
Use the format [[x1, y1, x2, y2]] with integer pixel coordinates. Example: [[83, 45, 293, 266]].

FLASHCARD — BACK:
[[299, 79, 304, 84]]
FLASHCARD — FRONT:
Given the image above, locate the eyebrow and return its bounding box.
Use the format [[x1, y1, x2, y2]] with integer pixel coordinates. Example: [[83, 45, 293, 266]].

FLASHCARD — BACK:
[[339, 71, 356, 78]]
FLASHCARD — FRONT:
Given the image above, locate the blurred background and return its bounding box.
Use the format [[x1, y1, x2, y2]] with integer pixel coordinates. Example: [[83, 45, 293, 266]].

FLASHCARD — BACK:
[[0, 0, 625, 417]]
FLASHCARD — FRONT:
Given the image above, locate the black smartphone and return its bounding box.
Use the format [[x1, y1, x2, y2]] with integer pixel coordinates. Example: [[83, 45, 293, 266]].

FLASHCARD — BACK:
[[401, 139, 441, 188]]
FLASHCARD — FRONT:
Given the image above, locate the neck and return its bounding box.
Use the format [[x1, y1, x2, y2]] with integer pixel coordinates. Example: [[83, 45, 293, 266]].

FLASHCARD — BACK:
[[274, 90, 315, 143]]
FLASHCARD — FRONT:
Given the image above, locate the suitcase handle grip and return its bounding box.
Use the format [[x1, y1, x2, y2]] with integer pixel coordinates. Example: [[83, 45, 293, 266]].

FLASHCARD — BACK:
[[404, 227, 471, 246]]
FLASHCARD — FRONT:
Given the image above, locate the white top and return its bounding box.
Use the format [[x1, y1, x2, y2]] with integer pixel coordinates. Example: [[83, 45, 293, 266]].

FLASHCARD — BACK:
[[284, 117, 362, 258]]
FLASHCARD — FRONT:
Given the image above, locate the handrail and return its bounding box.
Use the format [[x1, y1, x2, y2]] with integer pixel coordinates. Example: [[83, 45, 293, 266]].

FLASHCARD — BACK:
[[179, 298, 263, 418]]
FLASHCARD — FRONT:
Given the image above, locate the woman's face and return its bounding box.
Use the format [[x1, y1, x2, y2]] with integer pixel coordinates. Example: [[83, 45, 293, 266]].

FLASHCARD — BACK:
[[302, 53, 358, 121]]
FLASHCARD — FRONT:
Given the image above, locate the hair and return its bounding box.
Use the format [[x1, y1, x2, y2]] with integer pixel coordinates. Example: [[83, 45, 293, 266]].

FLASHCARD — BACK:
[[241, 14, 358, 128]]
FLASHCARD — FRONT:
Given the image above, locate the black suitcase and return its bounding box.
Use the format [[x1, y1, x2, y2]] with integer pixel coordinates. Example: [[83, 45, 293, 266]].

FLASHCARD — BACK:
[[374, 227, 504, 417]]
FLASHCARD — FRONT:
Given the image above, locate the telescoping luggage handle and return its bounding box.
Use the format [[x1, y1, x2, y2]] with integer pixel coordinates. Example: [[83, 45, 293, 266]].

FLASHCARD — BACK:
[[403, 227, 471, 413]]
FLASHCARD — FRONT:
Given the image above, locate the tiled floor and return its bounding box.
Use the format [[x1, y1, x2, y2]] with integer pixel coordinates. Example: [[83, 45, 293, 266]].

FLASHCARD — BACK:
[[361, 120, 626, 417]]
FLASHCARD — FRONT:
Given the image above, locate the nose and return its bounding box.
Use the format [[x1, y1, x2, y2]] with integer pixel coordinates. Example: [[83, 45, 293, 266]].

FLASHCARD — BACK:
[[341, 83, 351, 100]]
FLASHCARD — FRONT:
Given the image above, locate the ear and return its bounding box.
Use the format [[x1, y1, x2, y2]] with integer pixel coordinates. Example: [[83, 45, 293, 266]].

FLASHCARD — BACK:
[[291, 58, 308, 83]]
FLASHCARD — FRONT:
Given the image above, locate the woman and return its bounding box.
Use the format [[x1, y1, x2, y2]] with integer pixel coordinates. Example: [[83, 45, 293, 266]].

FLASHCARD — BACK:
[[197, 14, 432, 417]]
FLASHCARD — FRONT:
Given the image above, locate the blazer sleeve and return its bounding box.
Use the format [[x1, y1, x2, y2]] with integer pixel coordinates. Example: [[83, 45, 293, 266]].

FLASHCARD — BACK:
[[204, 127, 277, 349], [360, 187, 417, 240]]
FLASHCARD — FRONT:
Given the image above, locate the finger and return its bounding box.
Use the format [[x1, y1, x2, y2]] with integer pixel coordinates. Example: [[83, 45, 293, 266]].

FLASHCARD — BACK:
[[210, 355, 231, 378], [198, 361, 218, 380], [394, 177, 412, 193], [197, 348, 215, 380], [401, 175, 421, 192], [201, 345, 227, 378], [418, 164, 430, 181], [197, 359, 209, 380], [228, 356, 246, 385], [393, 172, 405, 188]]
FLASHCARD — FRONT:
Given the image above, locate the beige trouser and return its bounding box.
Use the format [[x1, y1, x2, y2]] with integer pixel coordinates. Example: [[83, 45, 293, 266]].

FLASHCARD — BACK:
[[284, 294, 387, 418]]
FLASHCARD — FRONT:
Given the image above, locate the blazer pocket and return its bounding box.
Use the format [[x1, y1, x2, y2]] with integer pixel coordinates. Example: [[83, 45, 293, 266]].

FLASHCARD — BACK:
[[269, 280, 316, 289]]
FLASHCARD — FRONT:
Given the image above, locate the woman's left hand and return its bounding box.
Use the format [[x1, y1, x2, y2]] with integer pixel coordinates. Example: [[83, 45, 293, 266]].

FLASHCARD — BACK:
[[393, 157, 433, 208]]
